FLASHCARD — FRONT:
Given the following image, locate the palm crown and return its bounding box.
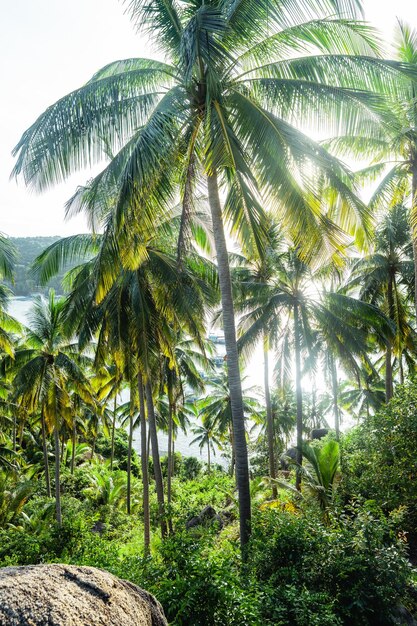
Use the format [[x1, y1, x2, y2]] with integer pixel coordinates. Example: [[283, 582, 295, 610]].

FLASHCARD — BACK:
[[13, 0, 411, 253]]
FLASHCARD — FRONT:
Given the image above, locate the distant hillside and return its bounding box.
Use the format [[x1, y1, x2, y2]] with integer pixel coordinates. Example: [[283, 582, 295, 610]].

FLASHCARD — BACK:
[[7, 237, 71, 297]]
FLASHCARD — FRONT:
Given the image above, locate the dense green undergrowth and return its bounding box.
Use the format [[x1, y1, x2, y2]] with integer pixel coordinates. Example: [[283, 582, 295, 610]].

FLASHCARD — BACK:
[[0, 467, 414, 625], [3, 385, 417, 624]]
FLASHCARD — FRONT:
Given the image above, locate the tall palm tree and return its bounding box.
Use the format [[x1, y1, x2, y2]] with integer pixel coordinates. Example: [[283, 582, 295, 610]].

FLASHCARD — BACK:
[[3, 292, 94, 524], [198, 369, 262, 477], [326, 23, 417, 316], [190, 421, 223, 473], [0, 236, 21, 358], [347, 205, 415, 401], [338, 367, 385, 419], [13, 0, 405, 546], [34, 205, 217, 539], [235, 222, 285, 495], [94, 361, 125, 471], [238, 247, 392, 488], [159, 332, 211, 512]]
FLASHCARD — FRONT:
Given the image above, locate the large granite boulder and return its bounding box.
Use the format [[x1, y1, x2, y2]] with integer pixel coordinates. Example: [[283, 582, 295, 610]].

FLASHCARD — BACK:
[[0, 564, 167, 626]]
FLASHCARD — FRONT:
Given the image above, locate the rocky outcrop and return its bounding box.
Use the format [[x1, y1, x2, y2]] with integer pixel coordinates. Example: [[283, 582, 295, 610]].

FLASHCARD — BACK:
[[0, 564, 167, 626], [186, 505, 223, 530]]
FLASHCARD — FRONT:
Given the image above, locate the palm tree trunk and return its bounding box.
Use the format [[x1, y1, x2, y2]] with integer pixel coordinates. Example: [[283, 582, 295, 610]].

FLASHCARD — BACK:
[[167, 398, 173, 505], [53, 416, 62, 526], [411, 161, 417, 320], [167, 395, 174, 534], [294, 301, 303, 491], [41, 408, 51, 497], [385, 346, 393, 402], [127, 389, 133, 515], [264, 335, 277, 498], [207, 441, 211, 473], [330, 355, 340, 441], [60, 434, 65, 465], [207, 171, 251, 548], [110, 394, 117, 471], [12, 412, 17, 453], [70, 420, 76, 475], [145, 380, 167, 538], [229, 425, 235, 478], [311, 383, 318, 429], [399, 354, 404, 385], [138, 374, 150, 554], [386, 274, 394, 402], [147, 426, 151, 466]]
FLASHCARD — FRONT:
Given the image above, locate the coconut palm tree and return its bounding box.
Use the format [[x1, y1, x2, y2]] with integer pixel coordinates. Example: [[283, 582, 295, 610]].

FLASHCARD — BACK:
[[237, 246, 393, 488], [190, 421, 223, 473], [198, 370, 262, 477], [0, 236, 21, 358], [234, 221, 286, 494], [94, 361, 125, 471], [0, 471, 33, 529], [347, 205, 415, 401], [338, 367, 385, 419], [2, 292, 94, 524], [13, 0, 407, 546], [34, 203, 217, 539], [160, 331, 213, 510], [327, 23, 417, 317]]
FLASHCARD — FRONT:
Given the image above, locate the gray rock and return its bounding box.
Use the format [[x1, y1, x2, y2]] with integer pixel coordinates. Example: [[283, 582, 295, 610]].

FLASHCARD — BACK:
[[185, 515, 201, 529], [280, 447, 297, 470], [0, 564, 167, 626], [311, 428, 329, 440], [186, 505, 223, 530]]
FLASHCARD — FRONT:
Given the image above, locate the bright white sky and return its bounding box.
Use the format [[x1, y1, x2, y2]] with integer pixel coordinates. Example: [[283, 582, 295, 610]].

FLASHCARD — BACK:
[[1, 0, 416, 237]]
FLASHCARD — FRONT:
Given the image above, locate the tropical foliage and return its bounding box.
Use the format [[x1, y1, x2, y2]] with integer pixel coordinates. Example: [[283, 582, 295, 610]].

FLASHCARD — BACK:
[[4, 0, 417, 623]]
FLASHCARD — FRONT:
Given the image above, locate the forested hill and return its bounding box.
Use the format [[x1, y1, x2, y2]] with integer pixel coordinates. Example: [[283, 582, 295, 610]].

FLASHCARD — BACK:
[[7, 237, 67, 296]]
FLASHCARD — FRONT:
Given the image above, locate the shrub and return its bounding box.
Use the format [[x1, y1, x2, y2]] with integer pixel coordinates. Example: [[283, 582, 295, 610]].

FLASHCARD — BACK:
[[180, 456, 202, 480], [341, 383, 417, 538], [247, 507, 410, 626]]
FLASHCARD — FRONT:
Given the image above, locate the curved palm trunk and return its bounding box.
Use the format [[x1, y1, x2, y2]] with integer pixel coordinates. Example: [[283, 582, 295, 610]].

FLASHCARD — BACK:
[[147, 427, 151, 464], [12, 413, 17, 453], [53, 404, 62, 526], [167, 398, 173, 504], [385, 347, 393, 402], [264, 336, 277, 498], [386, 274, 394, 402], [70, 420, 76, 475], [110, 395, 117, 471], [294, 302, 303, 492], [411, 162, 417, 320], [127, 390, 134, 515], [138, 374, 150, 553], [41, 408, 51, 497], [61, 434, 66, 465], [311, 384, 318, 429], [167, 396, 174, 535], [207, 172, 251, 549], [330, 355, 340, 441], [207, 440, 211, 473], [145, 380, 167, 538], [399, 354, 405, 385]]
